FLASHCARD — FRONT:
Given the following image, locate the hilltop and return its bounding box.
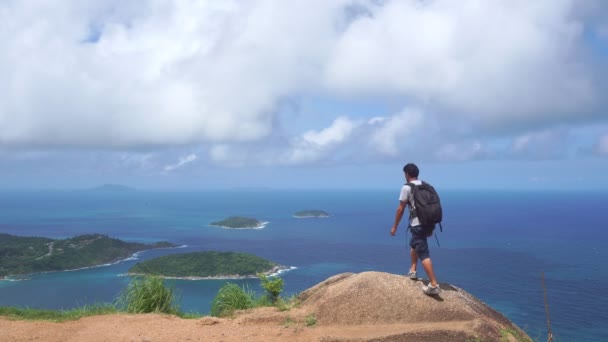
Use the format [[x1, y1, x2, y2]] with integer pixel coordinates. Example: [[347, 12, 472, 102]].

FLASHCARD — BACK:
[[0, 272, 531, 341], [0, 234, 175, 278]]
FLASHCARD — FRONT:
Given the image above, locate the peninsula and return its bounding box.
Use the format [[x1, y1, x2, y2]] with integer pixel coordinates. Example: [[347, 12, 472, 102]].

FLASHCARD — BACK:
[[293, 210, 330, 218], [209, 216, 267, 229], [128, 251, 286, 279], [0, 233, 175, 278]]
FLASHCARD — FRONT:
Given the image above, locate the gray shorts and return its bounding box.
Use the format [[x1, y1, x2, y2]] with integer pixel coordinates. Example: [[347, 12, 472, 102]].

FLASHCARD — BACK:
[[409, 225, 432, 261]]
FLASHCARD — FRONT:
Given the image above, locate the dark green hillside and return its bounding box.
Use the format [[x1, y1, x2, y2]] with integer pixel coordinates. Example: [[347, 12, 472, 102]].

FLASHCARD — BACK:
[[129, 252, 277, 278], [210, 216, 263, 228], [0, 234, 175, 278]]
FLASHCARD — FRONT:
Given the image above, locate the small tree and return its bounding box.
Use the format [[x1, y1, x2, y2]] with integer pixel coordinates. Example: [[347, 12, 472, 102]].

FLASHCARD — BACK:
[[258, 273, 284, 303]]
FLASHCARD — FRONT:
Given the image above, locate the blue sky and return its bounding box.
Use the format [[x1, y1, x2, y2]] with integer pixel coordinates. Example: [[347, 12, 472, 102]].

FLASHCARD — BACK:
[[0, 0, 607, 191]]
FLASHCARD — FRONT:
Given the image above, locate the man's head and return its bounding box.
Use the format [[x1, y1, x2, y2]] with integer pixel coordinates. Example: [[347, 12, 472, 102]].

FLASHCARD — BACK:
[[403, 163, 419, 181]]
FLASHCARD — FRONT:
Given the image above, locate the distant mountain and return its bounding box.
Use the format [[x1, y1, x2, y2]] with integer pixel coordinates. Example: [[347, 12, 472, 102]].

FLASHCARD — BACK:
[[88, 184, 136, 192]]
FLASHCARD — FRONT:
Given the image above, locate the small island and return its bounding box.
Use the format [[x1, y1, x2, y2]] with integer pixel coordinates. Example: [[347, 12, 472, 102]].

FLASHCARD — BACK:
[[0, 233, 176, 279], [209, 216, 267, 229], [294, 210, 330, 218], [128, 251, 288, 279]]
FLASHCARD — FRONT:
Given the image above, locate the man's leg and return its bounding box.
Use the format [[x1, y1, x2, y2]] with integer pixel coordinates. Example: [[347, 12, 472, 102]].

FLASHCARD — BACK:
[[409, 248, 418, 273], [421, 257, 438, 287]]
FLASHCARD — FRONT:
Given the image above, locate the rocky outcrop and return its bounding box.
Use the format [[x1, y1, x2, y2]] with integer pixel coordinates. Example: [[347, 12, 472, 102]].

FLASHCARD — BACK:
[[294, 271, 530, 341]]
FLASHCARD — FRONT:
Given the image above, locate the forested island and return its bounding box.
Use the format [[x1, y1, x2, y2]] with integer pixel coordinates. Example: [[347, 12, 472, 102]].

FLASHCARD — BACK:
[[209, 216, 266, 229], [0, 233, 175, 278], [293, 210, 330, 218], [128, 251, 286, 279]]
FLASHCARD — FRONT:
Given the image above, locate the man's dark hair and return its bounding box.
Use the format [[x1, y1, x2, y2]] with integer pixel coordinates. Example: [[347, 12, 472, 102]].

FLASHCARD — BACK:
[[403, 163, 419, 178]]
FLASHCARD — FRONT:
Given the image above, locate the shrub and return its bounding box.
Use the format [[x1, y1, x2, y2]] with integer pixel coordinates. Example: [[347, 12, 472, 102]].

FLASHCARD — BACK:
[[305, 313, 317, 326], [258, 274, 284, 303], [115, 276, 180, 314], [210, 283, 254, 317]]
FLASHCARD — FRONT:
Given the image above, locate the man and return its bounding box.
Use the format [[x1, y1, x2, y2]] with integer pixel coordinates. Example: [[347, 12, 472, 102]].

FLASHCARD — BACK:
[[390, 163, 441, 295]]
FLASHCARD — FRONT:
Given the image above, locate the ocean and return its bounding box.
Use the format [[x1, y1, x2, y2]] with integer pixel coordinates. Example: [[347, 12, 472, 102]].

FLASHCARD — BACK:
[[0, 190, 606, 341]]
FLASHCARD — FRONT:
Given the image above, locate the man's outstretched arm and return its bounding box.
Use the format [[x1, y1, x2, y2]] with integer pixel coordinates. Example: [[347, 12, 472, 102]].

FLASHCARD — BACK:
[[391, 201, 407, 236]]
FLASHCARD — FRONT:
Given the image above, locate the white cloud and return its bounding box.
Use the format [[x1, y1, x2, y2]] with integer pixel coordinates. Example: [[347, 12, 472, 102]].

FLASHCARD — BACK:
[[368, 108, 424, 156], [0, 1, 344, 147], [435, 141, 487, 162], [302, 116, 357, 146], [164, 153, 197, 172], [287, 116, 359, 164], [0, 0, 606, 163], [509, 129, 568, 159], [325, 0, 600, 129]]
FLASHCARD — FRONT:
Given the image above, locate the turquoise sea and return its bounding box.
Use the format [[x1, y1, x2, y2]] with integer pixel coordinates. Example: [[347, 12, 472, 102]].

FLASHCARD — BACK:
[[0, 190, 606, 341]]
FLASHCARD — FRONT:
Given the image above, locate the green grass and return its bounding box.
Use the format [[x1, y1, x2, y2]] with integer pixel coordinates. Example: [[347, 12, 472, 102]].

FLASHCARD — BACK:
[[2, 274, 296, 323], [275, 294, 300, 312], [0, 304, 118, 322], [500, 328, 533, 342], [210, 283, 255, 317], [282, 316, 295, 328], [115, 276, 180, 314], [305, 313, 317, 327]]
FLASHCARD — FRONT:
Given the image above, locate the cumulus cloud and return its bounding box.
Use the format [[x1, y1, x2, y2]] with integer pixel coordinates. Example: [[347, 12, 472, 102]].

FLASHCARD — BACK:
[[0, 0, 606, 166], [302, 117, 356, 146], [368, 108, 425, 157], [164, 153, 197, 172], [0, 0, 344, 147], [508, 129, 568, 159], [325, 0, 601, 129]]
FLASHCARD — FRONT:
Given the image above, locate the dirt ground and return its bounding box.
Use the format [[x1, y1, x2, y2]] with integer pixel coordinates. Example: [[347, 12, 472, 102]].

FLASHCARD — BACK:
[[0, 313, 484, 342], [0, 272, 528, 341]]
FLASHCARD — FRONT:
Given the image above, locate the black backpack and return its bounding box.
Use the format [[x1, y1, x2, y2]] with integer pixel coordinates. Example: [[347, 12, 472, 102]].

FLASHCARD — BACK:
[[406, 181, 443, 235]]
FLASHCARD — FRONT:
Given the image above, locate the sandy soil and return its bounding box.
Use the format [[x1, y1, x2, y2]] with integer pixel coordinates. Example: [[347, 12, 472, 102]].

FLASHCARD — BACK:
[[0, 313, 483, 342], [0, 272, 528, 342]]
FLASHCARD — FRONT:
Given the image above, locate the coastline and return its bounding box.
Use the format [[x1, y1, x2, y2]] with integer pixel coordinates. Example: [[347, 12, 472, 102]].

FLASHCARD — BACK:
[[209, 221, 269, 230], [124, 265, 296, 280], [0, 244, 188, 281]]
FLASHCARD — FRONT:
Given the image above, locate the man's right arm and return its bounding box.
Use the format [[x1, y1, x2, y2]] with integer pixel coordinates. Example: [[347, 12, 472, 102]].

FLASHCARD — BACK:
[[391, 200, 407, 236]]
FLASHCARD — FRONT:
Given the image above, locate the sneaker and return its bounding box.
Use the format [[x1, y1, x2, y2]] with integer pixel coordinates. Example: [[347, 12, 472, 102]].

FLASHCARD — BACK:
[[407, 271, 417, 279], [422, 283, 441, 295]]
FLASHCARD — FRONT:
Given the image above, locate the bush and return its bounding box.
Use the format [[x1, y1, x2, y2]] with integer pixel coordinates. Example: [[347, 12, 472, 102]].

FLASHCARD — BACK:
[[305, 313, 317, 326], [115, 276, 180, 314], [258, 274, 284, 303], [210, 283, 254, 317]]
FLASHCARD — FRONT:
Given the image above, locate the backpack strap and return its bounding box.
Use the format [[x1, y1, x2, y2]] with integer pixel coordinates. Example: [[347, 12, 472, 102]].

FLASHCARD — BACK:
[[405, 182, 417, 219]]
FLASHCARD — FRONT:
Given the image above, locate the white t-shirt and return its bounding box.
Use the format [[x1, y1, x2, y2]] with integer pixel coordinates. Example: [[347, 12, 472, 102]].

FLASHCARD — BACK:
[[399, 180, 422, 227]]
